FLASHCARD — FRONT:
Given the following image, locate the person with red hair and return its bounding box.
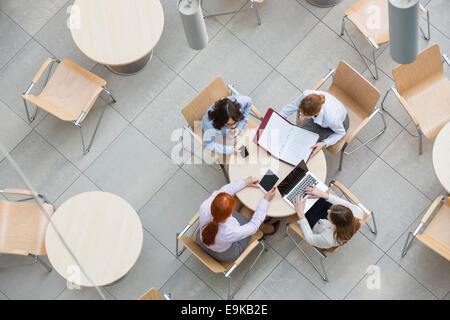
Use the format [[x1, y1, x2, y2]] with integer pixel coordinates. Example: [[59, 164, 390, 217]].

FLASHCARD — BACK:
[[197, 177, 277, 262]]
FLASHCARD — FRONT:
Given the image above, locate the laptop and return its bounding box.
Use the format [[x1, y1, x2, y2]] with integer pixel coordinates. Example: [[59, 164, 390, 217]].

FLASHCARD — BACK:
[[278, 160, 328, 213]]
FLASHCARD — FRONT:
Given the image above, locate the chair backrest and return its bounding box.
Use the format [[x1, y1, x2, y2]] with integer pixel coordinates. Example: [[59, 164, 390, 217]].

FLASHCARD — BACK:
[[179, 235, 229, 274], [330, 61, 380, 115], [417, 197, 450, 261], [393, 44, 445, 96], [138, 288, 164, 300], [181, 77, 230, 130], [0, 199, 54, 256], [345, 0, 389, 45]]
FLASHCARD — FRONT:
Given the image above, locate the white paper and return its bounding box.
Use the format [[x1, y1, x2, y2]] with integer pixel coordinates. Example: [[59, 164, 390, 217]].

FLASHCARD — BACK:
[[258, 112, 319, 165]]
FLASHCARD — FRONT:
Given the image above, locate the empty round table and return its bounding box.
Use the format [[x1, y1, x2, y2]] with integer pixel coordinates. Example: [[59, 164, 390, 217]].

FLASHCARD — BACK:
[[70, 0, 164, 75], [45, 192, 143, 287], [228, 128, 327, 218], [432, 122, 450, 194]]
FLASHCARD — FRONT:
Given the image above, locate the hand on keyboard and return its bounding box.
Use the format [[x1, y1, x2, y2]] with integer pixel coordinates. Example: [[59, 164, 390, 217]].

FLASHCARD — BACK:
[[304, 185, 328, 199], [294, 194, 306, 219]]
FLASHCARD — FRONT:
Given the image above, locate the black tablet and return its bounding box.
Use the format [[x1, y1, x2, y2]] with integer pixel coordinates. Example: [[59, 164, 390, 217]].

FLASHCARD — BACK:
[[258, 169, 279, 193]]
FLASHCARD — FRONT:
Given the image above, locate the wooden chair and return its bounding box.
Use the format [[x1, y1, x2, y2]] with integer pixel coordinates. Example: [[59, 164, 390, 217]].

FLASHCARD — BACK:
[[301, 61, 385, 171], [181, 77, 263, 182], [0, 188, 54, 272], [202, 0, 264, 25], [138, 287, 172, 300], [22, 58, 116, 155], [381, 44, 450, 154], [284, 180, 377, 281], [340, 0, 430, 80], [175, 205, 267, 300], [402, 196, 449, 261]]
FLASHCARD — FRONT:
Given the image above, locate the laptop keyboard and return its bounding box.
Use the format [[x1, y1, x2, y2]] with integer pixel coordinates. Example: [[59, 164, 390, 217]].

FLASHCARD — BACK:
[[286, 174, 319, 204]]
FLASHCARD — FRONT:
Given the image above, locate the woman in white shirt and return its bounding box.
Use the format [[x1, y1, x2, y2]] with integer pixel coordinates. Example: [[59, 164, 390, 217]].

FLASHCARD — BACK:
[[197, 177, 278, 262], [292, 185, 363, 249], [280, 90, 349, 158]]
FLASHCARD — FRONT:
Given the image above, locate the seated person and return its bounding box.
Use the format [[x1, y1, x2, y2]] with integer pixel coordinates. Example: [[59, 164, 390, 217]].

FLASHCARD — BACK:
[[280, 90, 349, 157], [202, 96, 252, 155], [292, 185, 363, 249], [197, 177, 277, 262]]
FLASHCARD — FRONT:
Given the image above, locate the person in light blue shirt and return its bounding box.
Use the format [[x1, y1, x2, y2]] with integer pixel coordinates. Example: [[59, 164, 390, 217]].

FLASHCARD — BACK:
[[201, 96, 252, 154]]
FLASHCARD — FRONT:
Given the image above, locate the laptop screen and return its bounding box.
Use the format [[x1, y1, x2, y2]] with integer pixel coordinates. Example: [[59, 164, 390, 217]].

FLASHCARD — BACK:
[[278, 161, 308, 196]]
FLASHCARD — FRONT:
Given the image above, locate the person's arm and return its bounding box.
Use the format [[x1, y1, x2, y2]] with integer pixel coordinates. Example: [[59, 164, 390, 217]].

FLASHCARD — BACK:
[[297, 219, 334, 249], [232, 96, 252, 130], [279, 94, 304, 119], [327, 194, 364, 220], [202, 121, 234, 154], [223, 198, 269, 243], [322, 117, 347, 147], [215, 178, 247, 196]]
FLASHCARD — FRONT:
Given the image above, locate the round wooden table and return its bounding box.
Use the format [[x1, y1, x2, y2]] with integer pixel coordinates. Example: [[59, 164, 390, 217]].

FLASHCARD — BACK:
[[45, 192, 143, 287], [70, 0, 164, 75], [432, 122, 450, 194], [228, 128, 327, 218]]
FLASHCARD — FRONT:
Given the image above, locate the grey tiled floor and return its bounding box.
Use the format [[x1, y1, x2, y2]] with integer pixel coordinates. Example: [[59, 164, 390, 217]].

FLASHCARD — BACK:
[[0, 0, 449, 300]]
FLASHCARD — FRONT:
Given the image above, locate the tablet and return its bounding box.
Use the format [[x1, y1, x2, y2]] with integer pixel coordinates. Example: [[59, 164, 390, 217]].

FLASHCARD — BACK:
[[258, 169, 279, 193]]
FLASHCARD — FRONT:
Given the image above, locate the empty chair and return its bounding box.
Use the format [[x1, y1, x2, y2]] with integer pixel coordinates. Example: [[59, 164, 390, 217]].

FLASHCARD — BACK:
[[0, 188, 54, 271], [381, 44, 450, 154], [340, 0, 430, 79], [402, 196, 450, 261], [284, 180, 377, 281], [22, 58, 116, 155], [139, 288, 172, 300], [181, 77, 263, 182], [202, 0, 264, 25], [303, 61, 386, 171], [175, 205, 267, 300]]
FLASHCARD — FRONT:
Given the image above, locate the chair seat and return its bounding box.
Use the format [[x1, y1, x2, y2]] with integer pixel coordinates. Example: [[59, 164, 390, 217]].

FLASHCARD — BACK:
[[345, 0, 389, 45], [403, 77, 450, 138], [0, 200, 54, 256], [418, 198, 450, 260], [345, 0, 427, 45], [36, 59, 105, 122], [326, 85, 370, 154]]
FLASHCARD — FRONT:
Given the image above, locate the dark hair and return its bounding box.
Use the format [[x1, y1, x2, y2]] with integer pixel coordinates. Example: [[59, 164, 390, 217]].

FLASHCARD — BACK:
[[208, 98, 244, 130], [202, 193, 235, 246], [329, 204, 360, 245], [299, 94, 325, 116]]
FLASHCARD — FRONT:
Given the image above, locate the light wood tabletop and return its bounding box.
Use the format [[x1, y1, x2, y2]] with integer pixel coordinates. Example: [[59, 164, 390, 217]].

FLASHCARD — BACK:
[[432, 122, 450, 194], [70, 0, 164, 74], [228, 128, 327, 218], [45, 191, 143, 287]]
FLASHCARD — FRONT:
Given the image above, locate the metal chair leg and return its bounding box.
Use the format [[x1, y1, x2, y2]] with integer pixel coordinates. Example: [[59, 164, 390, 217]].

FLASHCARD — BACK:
[[340, 15, 347, 36], [285, 224, 328, 281], [77, 102, 108, 155], [367, 211, 378, 234], [338, 143, 347, 171], [227, 240, 266, 300], [220, 163, 230, 183], [319, 256, 328, 282], [250, 0, 262, 25], [401, 232, 415, 257], [417, 126, 423, 155], [32, 255, 52, 272], [342, 21, 379, 79], [420, 10, 431, 40], [103, 86, 117, 103]]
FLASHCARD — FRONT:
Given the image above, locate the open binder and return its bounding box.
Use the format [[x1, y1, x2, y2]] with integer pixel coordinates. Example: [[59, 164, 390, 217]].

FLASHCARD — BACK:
[[253, 108, 319, 166]]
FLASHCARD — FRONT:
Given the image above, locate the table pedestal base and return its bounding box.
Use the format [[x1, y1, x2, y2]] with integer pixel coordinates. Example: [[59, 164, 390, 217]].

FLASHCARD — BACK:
[[306, 0, 343, 7], [106, 50, 153, 75]]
